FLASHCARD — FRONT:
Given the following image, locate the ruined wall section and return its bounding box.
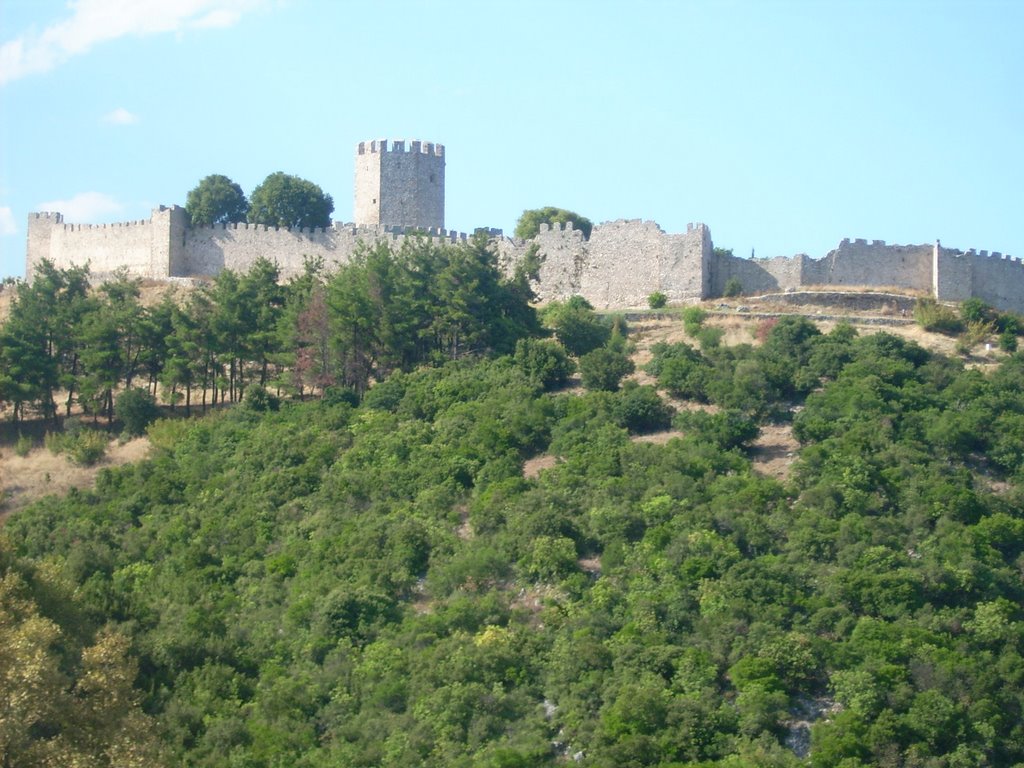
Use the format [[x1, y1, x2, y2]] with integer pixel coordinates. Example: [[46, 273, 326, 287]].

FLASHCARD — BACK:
[[353, 139, 445, 230], [802, 238, 933, 291], [711, 252, 805, 295], [497, 220, 712, 308]]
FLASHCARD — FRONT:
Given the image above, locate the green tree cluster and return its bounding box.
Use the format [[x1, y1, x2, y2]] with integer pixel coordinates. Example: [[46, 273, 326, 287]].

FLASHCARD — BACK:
[[185, 172, 333, 229], [5, 284, 1024, 767], [0, 234, 540, 423], [514, 207, 594, 241]]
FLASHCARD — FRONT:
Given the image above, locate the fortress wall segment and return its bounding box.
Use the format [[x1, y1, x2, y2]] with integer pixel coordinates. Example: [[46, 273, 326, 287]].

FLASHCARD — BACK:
[[527, 221, 588, 302], [806, 239, 933, 291], [961, 249, 1024, 314], [659, 223, 710, 302], [182, 221, 349, 279], [711, 252, 804, 296], [181, 221, 481, 280], [26, 213, 61, 281], [581, 220, 666, 308], [42, 212, 165, 279]]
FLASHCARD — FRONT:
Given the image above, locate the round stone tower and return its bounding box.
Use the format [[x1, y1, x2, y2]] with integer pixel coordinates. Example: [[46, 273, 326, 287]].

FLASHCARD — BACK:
[[353, 139, 445, 230]]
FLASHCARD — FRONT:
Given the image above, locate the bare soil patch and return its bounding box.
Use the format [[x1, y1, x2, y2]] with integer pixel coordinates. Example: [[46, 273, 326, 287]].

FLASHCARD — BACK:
[[523, 454, 558, 479], [748, 424, 800, 481]]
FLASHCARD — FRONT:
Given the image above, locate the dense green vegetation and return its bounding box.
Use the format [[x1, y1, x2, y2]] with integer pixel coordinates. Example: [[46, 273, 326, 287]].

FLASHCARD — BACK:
[[0, 234, 539, 424], [184, 172, 333, 229], [514, 207, 594, 241], [3, 247, 1024, 766]]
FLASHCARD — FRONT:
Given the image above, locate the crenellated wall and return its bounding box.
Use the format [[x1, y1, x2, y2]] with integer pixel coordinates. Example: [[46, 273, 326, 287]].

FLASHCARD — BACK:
[[803, 238, 934, 289], [26, 207, 175, 280], [939, 247, 1024, 314], [24, 207, 1024, 314]]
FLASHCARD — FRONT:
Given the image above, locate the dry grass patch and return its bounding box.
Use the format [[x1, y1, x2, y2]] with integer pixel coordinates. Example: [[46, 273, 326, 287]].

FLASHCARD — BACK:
[[0, 436, 150, 520], [630, 430, 684, 445]]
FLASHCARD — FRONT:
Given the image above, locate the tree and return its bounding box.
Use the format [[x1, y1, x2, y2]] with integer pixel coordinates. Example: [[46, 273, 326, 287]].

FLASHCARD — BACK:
[[185, 174, 248, 226], [514, 207, 593, 240], [579, 345, 634, 391], [0, 260, 90, 423], [248, 172, 334, 229], [115, 388, 160, 437], [543, 296, 611, 357]]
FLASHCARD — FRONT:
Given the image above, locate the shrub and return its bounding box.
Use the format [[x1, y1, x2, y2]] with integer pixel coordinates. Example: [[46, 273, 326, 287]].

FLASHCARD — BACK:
[[579, 346, 635, 392], [243, 385, 280, 412], [544, 297, 611, 357], [115, 388, 161, 437], [696, 326, 724, 349], [723, 277, 743, 297], [914, 298, 964, 335], [67, 430, 108, 466], [682, 306, 707, 336], [45, 425, 109, 466], [755, 318, 779, 344], [614, 382, 673, 434], [675, 409, 759, 450], [322, 385, 359, 407], [996, 312, 1022, 335], [513, 338, 575, 390], [14, 434, 32, 458], [647, 291, 668, 309], [960, 298, 994, 324], [999, 332, 1018, 353], [956, 320, 996, 354]]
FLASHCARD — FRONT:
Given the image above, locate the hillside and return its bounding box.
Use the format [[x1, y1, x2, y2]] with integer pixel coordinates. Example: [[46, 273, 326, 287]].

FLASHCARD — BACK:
[[3, 286, 1024, 766]]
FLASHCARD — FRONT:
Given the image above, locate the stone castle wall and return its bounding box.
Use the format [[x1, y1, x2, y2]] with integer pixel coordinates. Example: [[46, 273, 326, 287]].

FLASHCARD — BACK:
[[24, 207, 1024, 314], [941, 248, 1024, 314], [803, 238, 934, 289], [26, 208, 173, 281], [492, 220, 712, 309]]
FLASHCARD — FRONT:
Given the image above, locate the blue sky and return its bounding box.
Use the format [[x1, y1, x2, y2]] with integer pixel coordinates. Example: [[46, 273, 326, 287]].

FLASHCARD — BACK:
[[1, 0, 1021, 279]]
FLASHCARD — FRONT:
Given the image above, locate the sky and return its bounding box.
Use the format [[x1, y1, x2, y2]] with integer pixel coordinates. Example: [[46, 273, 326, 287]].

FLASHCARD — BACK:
[[0, 0, 1021, 279]]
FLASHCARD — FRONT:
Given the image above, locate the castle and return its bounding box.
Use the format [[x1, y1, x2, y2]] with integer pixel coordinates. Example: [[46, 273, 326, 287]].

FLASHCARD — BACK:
[[24, 139, 1024, 314]]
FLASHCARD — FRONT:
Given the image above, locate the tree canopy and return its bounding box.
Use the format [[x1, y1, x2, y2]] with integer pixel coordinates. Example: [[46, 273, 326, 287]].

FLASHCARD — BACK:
[[184, 174, 249, 226], [514, 206, 594, 240], [4, 258, 1024, 767], [248, 172, 334, 229]]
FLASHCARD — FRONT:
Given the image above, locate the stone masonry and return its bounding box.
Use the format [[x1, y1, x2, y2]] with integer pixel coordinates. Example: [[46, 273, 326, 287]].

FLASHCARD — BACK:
[[353, 139, 444, 230], [23, 140, 1024, 314]]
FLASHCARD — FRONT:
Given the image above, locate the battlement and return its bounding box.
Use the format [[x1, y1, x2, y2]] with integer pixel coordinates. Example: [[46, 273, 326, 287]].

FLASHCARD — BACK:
[[357, 139, 445, 157], [190, 221, 336, 236], [31, 212, 63, 222], [964, 248, 1018, 263], [62, 219, 152, 231]]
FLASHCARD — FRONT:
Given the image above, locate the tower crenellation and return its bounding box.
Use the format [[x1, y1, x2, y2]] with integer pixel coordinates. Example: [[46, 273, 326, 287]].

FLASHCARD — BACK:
[[354, 137, 445, 230]]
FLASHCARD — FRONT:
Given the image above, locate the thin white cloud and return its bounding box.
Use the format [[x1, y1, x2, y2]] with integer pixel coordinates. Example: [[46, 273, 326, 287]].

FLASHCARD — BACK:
[[37, 192, 125, 222], [0, 0, 266, 86], [103, 107, 139, 125], [0, 207, 16, 236]]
